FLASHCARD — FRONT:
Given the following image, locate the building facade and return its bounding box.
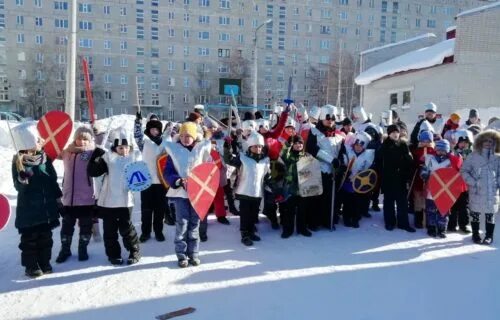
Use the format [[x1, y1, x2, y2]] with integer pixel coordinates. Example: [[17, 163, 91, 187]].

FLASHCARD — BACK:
[[0, 0, 485, 121]]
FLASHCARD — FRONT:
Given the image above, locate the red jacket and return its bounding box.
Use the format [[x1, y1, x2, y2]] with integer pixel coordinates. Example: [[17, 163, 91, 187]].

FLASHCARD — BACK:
[[411, 146, 436, 192], [262, 111, 288, 140], [441, 119, 459, 137]]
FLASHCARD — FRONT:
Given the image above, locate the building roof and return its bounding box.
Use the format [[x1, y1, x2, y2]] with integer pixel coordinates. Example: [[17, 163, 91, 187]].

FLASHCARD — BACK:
[[359, 33, 436, 55], [456, 1, 500, 18], [355, 39, 455, 86]]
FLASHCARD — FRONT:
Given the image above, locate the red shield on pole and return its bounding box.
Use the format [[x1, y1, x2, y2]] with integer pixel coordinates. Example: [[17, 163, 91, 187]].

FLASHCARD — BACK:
[[156, 153, 170, 189], [0, 194, 11, 231], [428, 167, 465, 216], [37, 111, 73, 160], [187, 163, 220, 220]]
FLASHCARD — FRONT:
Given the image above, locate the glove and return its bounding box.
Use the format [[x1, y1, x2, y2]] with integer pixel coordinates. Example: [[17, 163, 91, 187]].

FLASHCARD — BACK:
[[284, 104, 291, 113], [135, 111, 142, 122], [19, 169, 34, 180]]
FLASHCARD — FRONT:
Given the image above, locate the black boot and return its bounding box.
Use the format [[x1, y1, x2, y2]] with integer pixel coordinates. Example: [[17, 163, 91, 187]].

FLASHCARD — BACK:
[[127, 246, 141, 265], [483, 223, 495, 245], [414, 211, 424, 229], [427, 226, 437, 237], [56, 235, 72, 263], [437, 227, 447, 238], [25, 267, 43, 278], [241, 232, 253, 246], [78, 234, 91, 261], [471, 222, 482, 244]]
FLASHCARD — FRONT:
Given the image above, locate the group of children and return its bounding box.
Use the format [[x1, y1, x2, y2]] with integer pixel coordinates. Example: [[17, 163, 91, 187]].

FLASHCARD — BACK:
[[10, 104, 500, 278]]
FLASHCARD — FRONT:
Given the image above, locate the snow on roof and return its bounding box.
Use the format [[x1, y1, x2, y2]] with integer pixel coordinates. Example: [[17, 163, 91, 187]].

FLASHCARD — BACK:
[[360, 33, 436, 55], [446, 25, 457, 33], [355, 39, 455, 86], [456, 1, 500, 18]]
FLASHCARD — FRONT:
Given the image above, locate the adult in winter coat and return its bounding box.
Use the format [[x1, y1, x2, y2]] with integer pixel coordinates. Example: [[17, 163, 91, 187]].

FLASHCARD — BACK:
[[134, 111, 170, 242], [410, 102, 444, 146], [88, 128, 141, 265], [460, 130, 500, 245], [376, 125, 415, 232], [11, 122, 62, 278], [56, 126, 96, 264]]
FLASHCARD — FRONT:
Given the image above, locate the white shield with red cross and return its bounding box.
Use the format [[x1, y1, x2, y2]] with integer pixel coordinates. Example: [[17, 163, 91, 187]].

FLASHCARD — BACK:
[[428, 167, 466, 216], [187, 163, 220, 220], [0, 194, 11, 231], [37, 111, 73, 160]]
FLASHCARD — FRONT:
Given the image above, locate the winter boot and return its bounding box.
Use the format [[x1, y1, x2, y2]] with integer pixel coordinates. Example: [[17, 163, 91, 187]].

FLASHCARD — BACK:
[[139, 233, 151, 243], [437, 227, 447, 239], [471, 222, 482, 244], [178, 259, 189, 268], [298, 229, 312, 237], [241, 232, 253, 246], [155, 232, 166, 242], [25, 267, 43, 278], [78, 234, 91, 261], [127, 247, 141, 265], [414, 211, 424, 229], [39, 263, 53, 274], [56, 235, 72, 263], [109, 257, 124, 265], [427, 226, 437, 237], [483, 223, 495, 245], [217, 217, 230, 225], [249, 232, 261, 241], [189, 257, 201, 266]]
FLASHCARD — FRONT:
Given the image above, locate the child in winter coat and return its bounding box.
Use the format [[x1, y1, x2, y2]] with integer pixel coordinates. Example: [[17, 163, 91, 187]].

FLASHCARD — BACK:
[[338, 132, 375, 228], [421, 139, 464, 238], [11, 123, 62, 278], [279, 135, 313, 238], [411, 130, 436, 228], [448, 130, 473, 233], [87, 128, 141, 265], [56, 126, 96, 263], [134, 112, 170, 242], [460, 130, 500, 245], [163, 122, 212, 268], [224, 131, 270, 246]]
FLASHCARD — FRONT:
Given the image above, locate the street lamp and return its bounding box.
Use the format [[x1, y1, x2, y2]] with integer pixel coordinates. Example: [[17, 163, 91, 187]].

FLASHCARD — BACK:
[[253, 18, 273, 112]]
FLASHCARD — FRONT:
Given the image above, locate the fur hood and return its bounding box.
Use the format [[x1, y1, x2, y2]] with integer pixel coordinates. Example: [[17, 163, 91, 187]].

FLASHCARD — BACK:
[[473, 129, 500, 153]]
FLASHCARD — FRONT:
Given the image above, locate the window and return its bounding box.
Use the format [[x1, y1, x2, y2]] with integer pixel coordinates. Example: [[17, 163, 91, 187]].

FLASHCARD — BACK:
[[427, 19, 436, 28], [219, 33, 230, 41], [168, 61, 175, 71], [278, 56, 285, 65], [168, 45, 175, 54], [151, 27, 159, 40], [151, 48, 159, 57], [341, 27, 348, 34], [184, 77, 190, 88], [136, 47, 144, 56], [392, 2, 399, 14], [220, 0, 229, 9], [380, 30, 386, 43], [218, 48, 230, 57], [78, 3, 91, 13], [151, 10, 159, 22], [136, 9, 144, 23], [56, 54, 66, 64], [415, 18, 421, 28], [321, 9, 332, 19], [120, 24, 127, 33], [391, 31, 396, 43], [340, 0, 348, 5], [79, 21, 93, 30], [392, 16, 397, 28], [35, 34, 43, 44], [16, 15, 24, 25], [120, 40, 128, 50], [198, 47, 209, 56], [198, 31, 210, 40], [79, 38, 93, 48], [121, 91, 128, 101], [104, 23, 111, 31], [35, 17, 43, 26], [36, 52, 43, 63], [16, 0, 24, 5], [54, 1, 67, 10], [340, 12, 348, 20], [104, 74, 112, 83], [183, 30, 190, 38], [279, 6, 286, 19], [56, 36, 68, 45], [320, 40, 330, 49], [55, 19, 69, 28], [199, 0, 209, 7], [199, 15, 210, 24], [265, 55, 272, 65], [380, 16, 386, 28], [430, 5, 437, 14], [120, 7, 127, 16], [267, 4, 273, 17], [403, 91, 411, 105], [120, 75, 128, 85], [292, 23, 299, 31], [168, 77, 175, 86], [388, 93, 398, 106], [151, 93, 159, 106], [103, 5, 110, 14], [218, 63, 229, 73], [168, 28, 175, 37], [152, 0, 159, 6], [320, 25, 331, 34], [104, 57, 112, 66], [415, 4, 421, 14], [278, 37, 285, 50], [219, 16, 230, 25], [121, 58, 128, 67], [238, 34, 243, 43], [238, 18, 244, 26], [136, 63, 145, 73], [381, 1, 387, 13], [137, 26, 144, 39], [183, 62, 189, 71], [105, 91, 112, 100], [151, 63, 159, 75]]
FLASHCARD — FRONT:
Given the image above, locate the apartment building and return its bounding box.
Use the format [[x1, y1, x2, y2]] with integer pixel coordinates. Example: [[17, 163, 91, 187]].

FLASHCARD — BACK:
[[0, 0, 486, 120]]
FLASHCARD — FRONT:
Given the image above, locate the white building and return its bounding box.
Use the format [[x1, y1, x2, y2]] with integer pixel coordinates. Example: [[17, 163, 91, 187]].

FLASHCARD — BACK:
[[355, 1, 500, 129]]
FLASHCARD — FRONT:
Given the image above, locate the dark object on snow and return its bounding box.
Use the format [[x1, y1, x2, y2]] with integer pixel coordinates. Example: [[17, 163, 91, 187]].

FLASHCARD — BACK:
[[155, 307, 196, 320]]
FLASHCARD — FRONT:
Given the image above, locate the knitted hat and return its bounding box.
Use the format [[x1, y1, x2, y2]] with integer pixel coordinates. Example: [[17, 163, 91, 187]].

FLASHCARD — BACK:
[[179, 122, 198, 139], [450, 113, 461, 122], [418, 130, 433, 142], [145, 119, 163, 135], [387, 124, 400, 135], [435, 139, 450, 153], [469, 108, 478, 119], [187, 112, 202, 122], [73, 126, 94, 141]]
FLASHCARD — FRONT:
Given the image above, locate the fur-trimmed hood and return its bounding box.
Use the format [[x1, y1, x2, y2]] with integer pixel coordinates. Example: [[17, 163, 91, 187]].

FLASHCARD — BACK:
[[473, 129, 500, 153]]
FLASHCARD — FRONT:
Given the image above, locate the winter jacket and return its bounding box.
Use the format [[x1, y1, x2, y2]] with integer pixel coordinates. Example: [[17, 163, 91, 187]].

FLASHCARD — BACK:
[[280, 145, 307, 197], [376, 138, 413, 194], [411, 145, 436, 192], [60, 146, 95, 207], [12, 152, 62, 231], [263, 111, 288, 140], [460, 130, 500, 214], [87, 148, 137, 208], [441, 119, 459, 139], [142, 135, 168, 185]]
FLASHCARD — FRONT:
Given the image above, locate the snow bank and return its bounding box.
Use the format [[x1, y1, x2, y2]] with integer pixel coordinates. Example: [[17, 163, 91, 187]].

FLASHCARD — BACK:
[[456, 1, 500, 18], [355, 39, 455, 86]]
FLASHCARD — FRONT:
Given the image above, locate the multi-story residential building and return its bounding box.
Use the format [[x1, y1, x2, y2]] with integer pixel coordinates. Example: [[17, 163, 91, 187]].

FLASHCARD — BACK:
[[0, 0, 487, 121]]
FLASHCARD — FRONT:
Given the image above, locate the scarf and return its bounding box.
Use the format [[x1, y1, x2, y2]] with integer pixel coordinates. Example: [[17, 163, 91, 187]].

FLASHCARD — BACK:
[[16, 151, 47, 184]]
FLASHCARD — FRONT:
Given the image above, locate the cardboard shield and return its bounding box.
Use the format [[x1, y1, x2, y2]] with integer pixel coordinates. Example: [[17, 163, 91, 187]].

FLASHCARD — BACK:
[[297, 155, 323, 197], [0, 194, 11, 231], [124, 161, 153, 192], [428, 167, 465, 216], [210, 149, 224, 169], [187, 163, 220, 220], [156, 153, 170, 189], [37, 111, 73, 160], [352, 169, 378, 194]]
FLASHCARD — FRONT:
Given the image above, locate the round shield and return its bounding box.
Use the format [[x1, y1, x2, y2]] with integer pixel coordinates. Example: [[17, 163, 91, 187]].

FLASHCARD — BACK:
[[352, 169, 378, 194]]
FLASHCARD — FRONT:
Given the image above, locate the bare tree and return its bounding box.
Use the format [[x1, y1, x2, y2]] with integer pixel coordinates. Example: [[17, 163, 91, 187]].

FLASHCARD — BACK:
[[227, 53, 252, 105], [191, 62, 216, 105]]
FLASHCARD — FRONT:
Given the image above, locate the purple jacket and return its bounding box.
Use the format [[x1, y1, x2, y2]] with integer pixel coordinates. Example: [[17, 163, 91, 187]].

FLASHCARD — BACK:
[[61, 149, 95, 206]]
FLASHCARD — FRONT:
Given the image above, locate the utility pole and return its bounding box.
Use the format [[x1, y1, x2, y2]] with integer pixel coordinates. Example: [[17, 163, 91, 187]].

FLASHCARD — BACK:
[[64, 0, 77, 120], [253, 19, 273, 112], [336, 40, 343, 109]]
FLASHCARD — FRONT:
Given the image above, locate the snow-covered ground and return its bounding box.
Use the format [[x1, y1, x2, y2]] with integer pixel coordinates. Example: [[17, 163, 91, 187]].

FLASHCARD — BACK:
[[1, 117, 499, 320]]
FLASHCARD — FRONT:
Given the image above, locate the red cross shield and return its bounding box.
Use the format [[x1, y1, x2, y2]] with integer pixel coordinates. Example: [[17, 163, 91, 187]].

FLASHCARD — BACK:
[[187, 163, 220, 220], [428, 167, 465, 216], [0, 194, 11, 231], [37, 111, 73, 160], [156, 153, 170, 189]]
